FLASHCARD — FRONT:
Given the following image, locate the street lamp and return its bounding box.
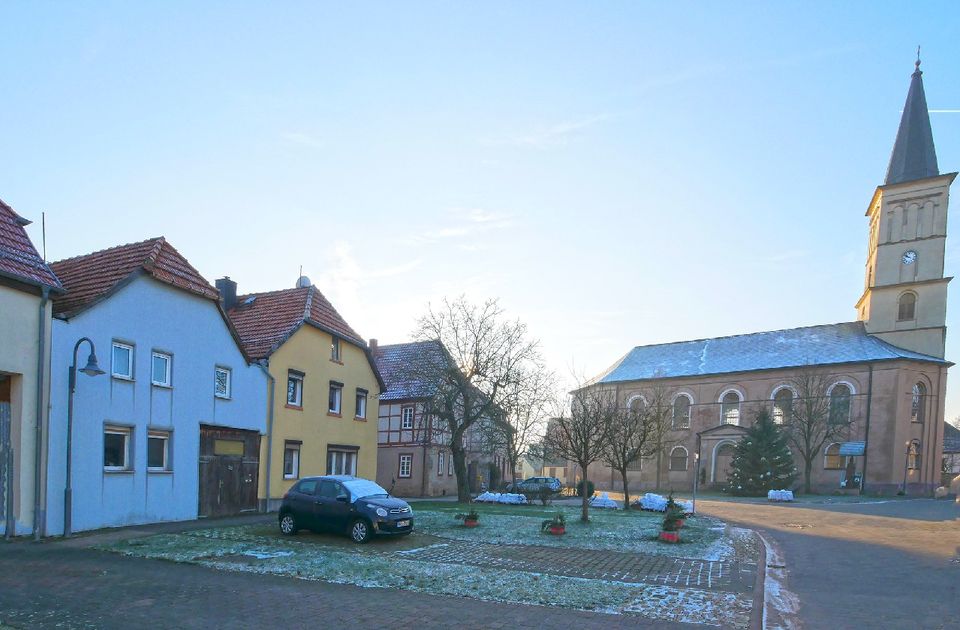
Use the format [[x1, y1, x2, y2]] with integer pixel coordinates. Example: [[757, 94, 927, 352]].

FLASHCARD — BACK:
[[64, 337, 104, 537], [901, 440, 912, 497]]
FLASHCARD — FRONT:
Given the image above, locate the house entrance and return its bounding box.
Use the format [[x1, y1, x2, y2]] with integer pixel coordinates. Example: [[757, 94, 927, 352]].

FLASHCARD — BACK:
[[199, 425, 260, 517]]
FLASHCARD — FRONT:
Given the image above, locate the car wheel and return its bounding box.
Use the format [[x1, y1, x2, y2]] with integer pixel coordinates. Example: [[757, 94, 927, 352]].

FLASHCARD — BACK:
[[279, 513, 298, 535], [350, 518, 371, 544]]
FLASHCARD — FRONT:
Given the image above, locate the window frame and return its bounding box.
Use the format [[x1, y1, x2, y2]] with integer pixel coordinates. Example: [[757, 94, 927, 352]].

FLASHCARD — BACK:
[[398, 453, 413, 478], [326, 446, 358, 476], [151, 351, 172, 388], [328, 381, 343, 415], [331, 336, 342, 362], [286, 371, 304, 408], [111, 342, 135, 380], [719, 390, 742, 426], [671, 393, 692, 430], [669, 446, 689, 471], [907, 441, 921, 470], [771, 386, 795, 425], [438, 451, 445, 476], [283, 442, 301, 479], [823, 443, 843, 469], [448, 453, 454, 476], [828, 382, 853, 425], [103, 425, 132, 472], [214, 366, 232, 399], [147, 430, 172, 472], [401, 405, 415, 430], [911, 382, 926, 424], [355, 388, 368, 419], [897, 291, 917, 321]]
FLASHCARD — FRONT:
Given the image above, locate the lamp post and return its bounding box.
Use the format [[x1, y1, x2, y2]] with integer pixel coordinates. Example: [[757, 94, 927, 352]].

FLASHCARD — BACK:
[[901, 440, 911, 497], [692, 432, 702, 515], [64, 337, 104, 537]]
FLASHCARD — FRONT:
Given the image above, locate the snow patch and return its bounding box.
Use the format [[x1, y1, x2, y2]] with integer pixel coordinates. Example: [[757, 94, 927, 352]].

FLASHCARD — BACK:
[[242, 549, 294, 560], [633, 493, 693, 514], [767, 489, 795, 502], [589, 492, 621, 509]]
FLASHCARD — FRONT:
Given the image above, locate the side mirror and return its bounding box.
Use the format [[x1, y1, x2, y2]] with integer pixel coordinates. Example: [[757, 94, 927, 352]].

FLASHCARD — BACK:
[[336, 495, 349, 503]]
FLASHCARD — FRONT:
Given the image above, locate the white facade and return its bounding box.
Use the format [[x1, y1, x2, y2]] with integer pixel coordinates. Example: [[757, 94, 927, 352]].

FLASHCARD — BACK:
[[43, 276, 267, 535]]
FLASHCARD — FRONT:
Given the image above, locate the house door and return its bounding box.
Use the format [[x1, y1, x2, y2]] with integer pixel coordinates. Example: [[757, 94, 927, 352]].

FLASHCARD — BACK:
[[199, 425, 260, 517], [713, 443, 737, 484], [0, 376, 11, 531]]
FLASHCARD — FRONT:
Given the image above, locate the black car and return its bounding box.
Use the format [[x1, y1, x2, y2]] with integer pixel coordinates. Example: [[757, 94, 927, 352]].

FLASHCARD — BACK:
[[278, 475, 414, 543]]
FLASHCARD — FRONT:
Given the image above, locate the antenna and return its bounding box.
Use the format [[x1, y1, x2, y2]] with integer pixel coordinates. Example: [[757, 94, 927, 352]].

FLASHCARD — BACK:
[[41, 212, 47, 262]]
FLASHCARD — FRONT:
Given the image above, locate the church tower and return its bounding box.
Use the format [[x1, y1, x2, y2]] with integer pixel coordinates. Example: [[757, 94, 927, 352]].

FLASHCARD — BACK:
[[856, 58, 956, 358]]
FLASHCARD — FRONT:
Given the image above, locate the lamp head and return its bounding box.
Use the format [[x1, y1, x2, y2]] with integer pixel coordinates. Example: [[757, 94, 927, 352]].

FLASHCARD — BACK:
[[80, 351, 105, 377]]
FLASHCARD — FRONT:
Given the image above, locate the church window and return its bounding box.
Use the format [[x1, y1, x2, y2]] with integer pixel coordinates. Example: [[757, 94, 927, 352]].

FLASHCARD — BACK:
[[669, 446, 688, 471], [720, 391, 741, 426], [824, 443, 843, 470], [772, 387, 793, 425], [897, 292, 916, 321], [828, 384, 852, 424], [628, 395, 647, 416], [907, 441, 921, 470], [911, 383, 926, 424], [672, 394, 692, 429]]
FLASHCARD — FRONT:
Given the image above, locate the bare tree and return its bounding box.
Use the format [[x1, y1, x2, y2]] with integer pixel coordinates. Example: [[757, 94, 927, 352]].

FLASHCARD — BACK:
[[542, 385, 616, 522], [412, 296, 543, 503], [787, 369, 858, 494], [641, 382, 676, 491], [602, 400, 649, 511]]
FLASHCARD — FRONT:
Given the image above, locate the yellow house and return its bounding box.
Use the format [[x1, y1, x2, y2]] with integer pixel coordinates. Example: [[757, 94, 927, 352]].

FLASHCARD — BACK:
[[0, 200, 62, 537], [223, 276, 383, 511]]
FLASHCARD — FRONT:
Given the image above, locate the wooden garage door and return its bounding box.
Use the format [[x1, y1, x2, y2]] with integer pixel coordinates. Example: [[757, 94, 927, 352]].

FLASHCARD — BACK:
[[199, 425, 260, 518]]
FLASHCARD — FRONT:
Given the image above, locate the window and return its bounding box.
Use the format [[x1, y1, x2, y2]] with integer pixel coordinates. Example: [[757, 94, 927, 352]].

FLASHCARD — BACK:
[[112, 342, 134, 379], [283, 442, 301, 479], [355, 388, 367, 419], [907, 441, 921, 470], [911, 382, 926, 423], [448, 453, 454, 476], [295, 479, 318, 495], [104, 426, 131, 471], [669, 446, 688, 471], [438, 451, 445, 476], [214, 439, 244, 456], [829, 384, 852, 424], [898, 292, 917, 321], [148, 430, 171, 471], [399, 454, 413, 478], [287, 371, 304, 407], [772, 388, 794, 425], [672, 394, 691, 429], [331, 337, 341, 362], [721, 391, 741, 425], [328, 381, 343, 414], [628, 395, 646, 416], [327, 447, 358, 476], [401, 406, 414, 429], [151, 352, 172, 387], [824, 443, 843, 469], [214, 367, 232, 399], [627, 458, 643, 472]]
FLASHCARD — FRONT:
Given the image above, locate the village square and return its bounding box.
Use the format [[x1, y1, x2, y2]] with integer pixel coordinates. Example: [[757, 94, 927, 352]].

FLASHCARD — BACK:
[[1, 4, 958, 629]]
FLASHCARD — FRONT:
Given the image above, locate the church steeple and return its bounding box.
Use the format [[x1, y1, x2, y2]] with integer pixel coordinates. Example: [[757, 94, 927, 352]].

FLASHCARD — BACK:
[[885, 56, 940, 185]]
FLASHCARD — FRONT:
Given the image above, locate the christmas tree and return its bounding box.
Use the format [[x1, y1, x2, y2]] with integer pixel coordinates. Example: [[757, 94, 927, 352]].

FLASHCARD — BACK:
[[727, 409, 797, 496]]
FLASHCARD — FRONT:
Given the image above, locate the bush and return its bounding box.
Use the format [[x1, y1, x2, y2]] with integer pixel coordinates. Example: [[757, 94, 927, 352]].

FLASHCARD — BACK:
[[576, 479, 595, 497], [523, 487, 553, 506]]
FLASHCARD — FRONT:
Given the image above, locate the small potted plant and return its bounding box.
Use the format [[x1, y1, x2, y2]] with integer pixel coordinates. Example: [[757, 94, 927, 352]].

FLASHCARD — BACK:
[[455, 509, 480, 528], [665, 493, 686, 529], [659, 493, 684, 543], [541, 512, 566, 535]]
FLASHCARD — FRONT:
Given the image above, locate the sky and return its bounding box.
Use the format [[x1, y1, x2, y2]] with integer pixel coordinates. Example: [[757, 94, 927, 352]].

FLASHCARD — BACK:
[[2, 2, 959, 416]]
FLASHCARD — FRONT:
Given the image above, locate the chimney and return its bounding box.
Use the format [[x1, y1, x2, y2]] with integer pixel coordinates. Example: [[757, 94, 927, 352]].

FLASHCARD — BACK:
[[216, 276, 238, 310], [369, 338, 378, 354]]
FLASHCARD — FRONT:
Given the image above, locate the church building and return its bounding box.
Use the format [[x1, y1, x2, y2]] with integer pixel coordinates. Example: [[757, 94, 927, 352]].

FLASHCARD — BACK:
[[587, 60, 954, 496]]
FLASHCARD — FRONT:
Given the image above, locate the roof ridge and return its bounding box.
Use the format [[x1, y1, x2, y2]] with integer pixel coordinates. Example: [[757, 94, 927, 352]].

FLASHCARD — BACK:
[[627, 321, 862, 351], [143, 237, 167, 269], [51, 236, 165, 265]]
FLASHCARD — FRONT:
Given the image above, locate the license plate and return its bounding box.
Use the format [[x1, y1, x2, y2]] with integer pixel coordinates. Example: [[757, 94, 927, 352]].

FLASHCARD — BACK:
[[397, 520, 410, 528]]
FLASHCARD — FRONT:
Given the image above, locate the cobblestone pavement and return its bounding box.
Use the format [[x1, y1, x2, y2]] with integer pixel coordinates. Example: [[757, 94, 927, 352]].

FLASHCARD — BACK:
[[697, 497, 960, 630], [0, 543, 694, 629], [398, 539, 756, 593]]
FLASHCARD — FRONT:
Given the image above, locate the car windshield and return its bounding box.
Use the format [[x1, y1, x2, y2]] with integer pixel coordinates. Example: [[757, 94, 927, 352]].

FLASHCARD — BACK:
[[342, 479, 389, 501]]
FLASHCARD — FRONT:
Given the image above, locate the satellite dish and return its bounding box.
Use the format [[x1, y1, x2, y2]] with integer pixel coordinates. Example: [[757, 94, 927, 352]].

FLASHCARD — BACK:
[[296, 275, 312, 288]]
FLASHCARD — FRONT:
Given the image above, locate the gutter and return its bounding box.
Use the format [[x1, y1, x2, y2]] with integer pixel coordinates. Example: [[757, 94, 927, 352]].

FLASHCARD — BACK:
[[258, 362, 276, 512], [32, 286, 50, 540]]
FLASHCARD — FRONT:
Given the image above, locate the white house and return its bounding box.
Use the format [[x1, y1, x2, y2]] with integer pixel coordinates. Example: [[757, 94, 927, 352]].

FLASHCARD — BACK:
[[43, 237, 268, 536]]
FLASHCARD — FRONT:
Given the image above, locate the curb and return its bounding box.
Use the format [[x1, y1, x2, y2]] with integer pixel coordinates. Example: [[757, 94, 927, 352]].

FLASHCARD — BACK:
[[750, 529, 767, 630]]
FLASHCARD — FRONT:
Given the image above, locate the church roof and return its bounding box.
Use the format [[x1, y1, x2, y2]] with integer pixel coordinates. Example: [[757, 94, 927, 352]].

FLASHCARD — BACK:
[[591, 322, 949, 385], [943, 422, 960, 455], [885, 60, 939, 185]]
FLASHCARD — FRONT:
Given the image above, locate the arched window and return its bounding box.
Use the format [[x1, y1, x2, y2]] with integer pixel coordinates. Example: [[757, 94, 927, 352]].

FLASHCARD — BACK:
[[720, 391, 741, 426], [669, 446, 688, 471], [627, 395, 647, 416], [824, 443, 843, 469], [911, 383, 926, 424], [772, 387, 794, 425], [907, 440, 921, 470], [898, 292, 916, 321], [828, 383, 852, 425], [672, 394, 692, 429]]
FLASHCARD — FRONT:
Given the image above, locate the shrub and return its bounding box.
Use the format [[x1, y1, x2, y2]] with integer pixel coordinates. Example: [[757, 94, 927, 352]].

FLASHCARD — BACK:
[[541, 511, 566, 533], [454, 509, 479, 522], [576, 479, 595, 497]]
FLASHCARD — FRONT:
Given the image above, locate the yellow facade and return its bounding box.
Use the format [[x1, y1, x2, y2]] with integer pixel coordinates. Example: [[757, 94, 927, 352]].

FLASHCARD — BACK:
[[258, 324, 380, 508]]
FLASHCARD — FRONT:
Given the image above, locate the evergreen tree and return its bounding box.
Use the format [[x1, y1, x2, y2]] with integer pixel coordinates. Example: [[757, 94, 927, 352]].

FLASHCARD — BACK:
[[727, 409, 797, 496]]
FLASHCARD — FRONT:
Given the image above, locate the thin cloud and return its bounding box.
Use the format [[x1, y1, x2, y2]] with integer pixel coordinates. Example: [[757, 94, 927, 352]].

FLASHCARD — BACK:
[[480, 113, 612, 148], [411, 208, 515, 245]]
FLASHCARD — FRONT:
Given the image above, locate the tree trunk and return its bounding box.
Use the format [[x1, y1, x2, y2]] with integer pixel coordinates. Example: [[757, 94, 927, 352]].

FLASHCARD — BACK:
[[655, 450, 662, 491], [452, 445, 471, 503], [621, 470, 631, 511], [804, 458, 813, 494], [580, 481, 590, 522]]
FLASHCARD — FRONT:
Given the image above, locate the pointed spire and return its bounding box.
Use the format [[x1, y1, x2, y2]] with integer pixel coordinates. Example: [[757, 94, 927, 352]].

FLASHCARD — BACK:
[[885, 52, 940, 185]]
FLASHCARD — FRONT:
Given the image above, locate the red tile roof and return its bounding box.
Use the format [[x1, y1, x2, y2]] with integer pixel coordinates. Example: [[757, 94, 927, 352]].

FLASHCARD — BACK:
[[227, 285, 365, 360], [0, 199, 62, 290], [50, 237, 218, 318]]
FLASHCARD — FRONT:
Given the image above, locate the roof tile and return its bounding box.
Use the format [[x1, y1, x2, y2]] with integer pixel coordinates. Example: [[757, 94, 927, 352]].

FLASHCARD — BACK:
[[373, 340, 447, 401], [0, 199, 61, 290]]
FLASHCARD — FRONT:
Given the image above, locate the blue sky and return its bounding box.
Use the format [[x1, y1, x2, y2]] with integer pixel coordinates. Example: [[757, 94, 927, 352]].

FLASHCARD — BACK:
[[2, 3, 959, 416]]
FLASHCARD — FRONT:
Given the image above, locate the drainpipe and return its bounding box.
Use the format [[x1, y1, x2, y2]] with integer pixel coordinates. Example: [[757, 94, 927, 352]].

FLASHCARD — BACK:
[[860, 365, 873, 494], [928, 367, 943, 494], [30, 286, 51, 540], [258, 362, 275, 513]]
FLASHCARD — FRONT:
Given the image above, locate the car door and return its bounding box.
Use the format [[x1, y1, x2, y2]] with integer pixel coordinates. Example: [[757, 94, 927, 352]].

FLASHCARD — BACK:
[[288, 479, 319, 529], [314, 480, 353, 531]]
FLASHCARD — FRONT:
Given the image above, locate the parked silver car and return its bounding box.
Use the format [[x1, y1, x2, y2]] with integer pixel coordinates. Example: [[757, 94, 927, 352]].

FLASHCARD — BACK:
[[504, 476, 562, 494]]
